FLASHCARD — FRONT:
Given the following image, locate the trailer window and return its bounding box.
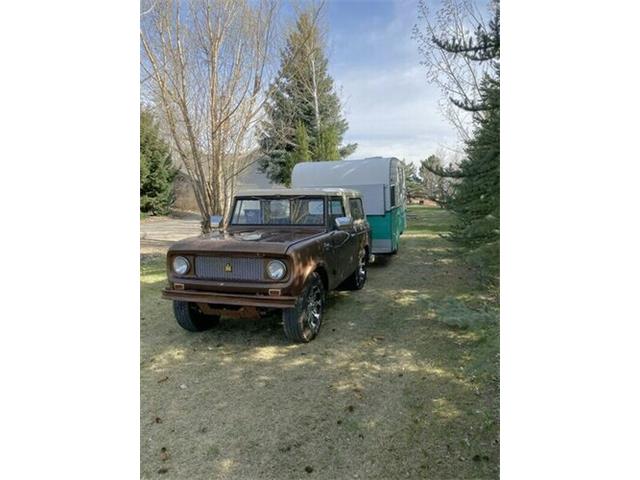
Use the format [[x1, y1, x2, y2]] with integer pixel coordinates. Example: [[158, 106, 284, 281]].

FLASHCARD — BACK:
[[390, 185, 396, 208], [349, 198, 364, 220]]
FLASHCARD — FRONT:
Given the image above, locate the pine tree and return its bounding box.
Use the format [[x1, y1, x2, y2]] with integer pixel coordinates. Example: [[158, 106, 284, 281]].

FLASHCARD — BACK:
[[422, 2, 500, 278], [274, 122, 313, 187], [258, 11, 356, 185], [293, 122, 312, 163], [140, 109, 177, 215], [314, 125, 341, 161], [400, 160, 424, 201], [446, 73, 499, 251]]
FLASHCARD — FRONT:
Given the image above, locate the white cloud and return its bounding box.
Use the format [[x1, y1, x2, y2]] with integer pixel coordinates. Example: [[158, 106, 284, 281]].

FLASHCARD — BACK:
[[338, 64, 460, 166], [328, 0, 463, 167]]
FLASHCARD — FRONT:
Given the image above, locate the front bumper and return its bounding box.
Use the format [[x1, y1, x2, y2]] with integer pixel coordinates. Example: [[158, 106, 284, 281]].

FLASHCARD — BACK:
[[162, 288, 297, 309]]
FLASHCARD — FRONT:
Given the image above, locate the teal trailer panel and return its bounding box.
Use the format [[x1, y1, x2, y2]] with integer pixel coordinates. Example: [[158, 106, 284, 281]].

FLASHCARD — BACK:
[[368, 206, 405, 254]]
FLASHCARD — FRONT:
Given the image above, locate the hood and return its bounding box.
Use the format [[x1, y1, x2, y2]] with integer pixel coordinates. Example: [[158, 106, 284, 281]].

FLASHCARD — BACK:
[[169, 227, 325, 255]]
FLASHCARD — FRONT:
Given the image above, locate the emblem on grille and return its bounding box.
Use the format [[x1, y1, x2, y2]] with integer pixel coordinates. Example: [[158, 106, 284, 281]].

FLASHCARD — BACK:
[[224, 263, 233, 273]]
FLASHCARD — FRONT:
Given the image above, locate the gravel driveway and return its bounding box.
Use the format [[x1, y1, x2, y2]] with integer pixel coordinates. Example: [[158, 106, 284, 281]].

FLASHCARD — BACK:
[[140, 212, 201, 255]]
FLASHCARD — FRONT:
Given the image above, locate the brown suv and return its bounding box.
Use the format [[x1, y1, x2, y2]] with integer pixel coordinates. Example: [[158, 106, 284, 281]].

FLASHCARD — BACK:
[[162, 188, 372, 342]]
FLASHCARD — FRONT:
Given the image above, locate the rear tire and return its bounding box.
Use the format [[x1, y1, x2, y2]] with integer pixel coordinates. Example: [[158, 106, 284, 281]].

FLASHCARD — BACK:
[[282, 272, 325, 343], [173, 301, 220, 332], [338, 250, 368, 291]]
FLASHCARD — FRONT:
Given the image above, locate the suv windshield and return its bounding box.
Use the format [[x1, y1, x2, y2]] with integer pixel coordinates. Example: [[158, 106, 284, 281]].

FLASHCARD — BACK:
[[231, 197, 325, 225]]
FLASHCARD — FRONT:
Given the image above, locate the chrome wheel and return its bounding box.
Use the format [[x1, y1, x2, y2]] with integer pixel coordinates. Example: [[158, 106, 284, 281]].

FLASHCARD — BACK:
[[282, 272, 325, 343], [355, 253, 367, 287], [305, 283, 323, 333]]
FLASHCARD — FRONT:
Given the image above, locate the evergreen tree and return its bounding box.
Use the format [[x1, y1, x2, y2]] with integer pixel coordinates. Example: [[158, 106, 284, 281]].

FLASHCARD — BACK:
[[400, 160, 424, 201], [293, 121, 312, 163], [274, 122, 313, 187], [422, 2, 500, 277], [258, 11, 356, 185], [314, 125, 341, 161], [418, 155, 456, 206], [140, 109, 177, 215]]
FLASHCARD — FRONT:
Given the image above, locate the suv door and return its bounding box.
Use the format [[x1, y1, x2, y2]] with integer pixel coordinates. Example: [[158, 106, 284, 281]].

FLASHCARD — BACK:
[[324, 196, 352, 283], [347, 197, 368, 269]]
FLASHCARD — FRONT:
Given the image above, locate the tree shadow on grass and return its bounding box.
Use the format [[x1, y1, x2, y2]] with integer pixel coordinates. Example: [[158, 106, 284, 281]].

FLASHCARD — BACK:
[[140, 205, 499, 479], [141, 277, 499, 479]]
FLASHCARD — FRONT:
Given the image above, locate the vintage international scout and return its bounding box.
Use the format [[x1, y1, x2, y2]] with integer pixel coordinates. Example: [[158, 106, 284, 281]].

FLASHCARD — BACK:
[[162, 188, 372, 342]]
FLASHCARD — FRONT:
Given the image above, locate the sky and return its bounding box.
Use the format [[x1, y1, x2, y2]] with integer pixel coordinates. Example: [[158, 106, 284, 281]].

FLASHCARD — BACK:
[[322, 0, 459, 166]]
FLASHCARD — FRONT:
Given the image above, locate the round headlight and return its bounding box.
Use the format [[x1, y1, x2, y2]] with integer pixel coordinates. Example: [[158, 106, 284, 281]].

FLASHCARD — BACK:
[[173, 256, 190, 275], [266, 260, 286, 280]]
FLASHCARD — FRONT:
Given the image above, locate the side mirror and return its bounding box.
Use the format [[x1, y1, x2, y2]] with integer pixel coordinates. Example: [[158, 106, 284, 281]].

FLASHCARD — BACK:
[[210, 215, 223, 229], [334, 216, 353, 230]]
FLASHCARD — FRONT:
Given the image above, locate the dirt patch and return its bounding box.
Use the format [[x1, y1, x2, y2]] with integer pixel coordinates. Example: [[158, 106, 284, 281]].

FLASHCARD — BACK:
[[140, 206, 499, 479]]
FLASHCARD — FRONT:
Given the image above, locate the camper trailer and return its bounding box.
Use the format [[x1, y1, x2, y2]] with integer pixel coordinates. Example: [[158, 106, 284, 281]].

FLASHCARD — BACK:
[[291, 157, 406, 254]]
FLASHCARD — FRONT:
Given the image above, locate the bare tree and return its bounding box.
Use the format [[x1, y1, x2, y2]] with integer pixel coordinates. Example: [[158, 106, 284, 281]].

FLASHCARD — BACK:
[[413, 0, 490, 141], [141, 0, 281, 231]]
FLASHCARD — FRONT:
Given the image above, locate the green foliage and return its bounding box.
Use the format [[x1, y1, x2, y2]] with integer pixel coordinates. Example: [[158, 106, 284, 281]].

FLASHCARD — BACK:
[[446, 73, 499, 253], [293, 121, 311, 163], [271, 122, 313, 188], [434, 297, 498, 330], [400, 160, 424, 200], [314, 125, 341, 161], [258, 11, 356, 184], [140, 109, 177, 215], [421, 2, 500, 282]]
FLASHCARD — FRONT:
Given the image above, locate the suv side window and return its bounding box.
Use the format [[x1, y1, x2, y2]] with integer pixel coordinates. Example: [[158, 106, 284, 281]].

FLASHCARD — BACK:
[[329, 197, 345, 223], [349, 198, 364, 221]]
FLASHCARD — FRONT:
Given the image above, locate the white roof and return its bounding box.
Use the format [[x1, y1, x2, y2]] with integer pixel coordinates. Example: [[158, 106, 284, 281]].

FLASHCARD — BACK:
[[291, 157, 399, 187], [235, 187, 361, 197]]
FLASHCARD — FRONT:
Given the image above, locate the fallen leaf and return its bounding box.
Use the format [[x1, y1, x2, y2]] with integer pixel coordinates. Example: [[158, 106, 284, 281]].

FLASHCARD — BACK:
[[160, 447, 169, 462], [157, 376, 169, 383]]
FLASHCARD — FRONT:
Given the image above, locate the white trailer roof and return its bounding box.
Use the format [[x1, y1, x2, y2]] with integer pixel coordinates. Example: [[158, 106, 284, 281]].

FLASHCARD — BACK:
[[291, 157, 400, 215], [235, 187, 361, 197], [291, 157, 399, 187]]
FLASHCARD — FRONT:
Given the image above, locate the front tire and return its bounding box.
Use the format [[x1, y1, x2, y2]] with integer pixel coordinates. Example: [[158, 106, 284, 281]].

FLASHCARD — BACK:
[[173, 301, 220, 332], [282, 272, 325, 343]]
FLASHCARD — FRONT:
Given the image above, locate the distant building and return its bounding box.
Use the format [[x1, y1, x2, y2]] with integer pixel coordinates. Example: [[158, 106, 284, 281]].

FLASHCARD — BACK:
[[172, 155, 279, 212]]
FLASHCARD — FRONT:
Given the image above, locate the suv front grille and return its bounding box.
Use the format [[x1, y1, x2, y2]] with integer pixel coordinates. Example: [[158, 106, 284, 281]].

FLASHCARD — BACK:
[[194, 256, 264, 282]]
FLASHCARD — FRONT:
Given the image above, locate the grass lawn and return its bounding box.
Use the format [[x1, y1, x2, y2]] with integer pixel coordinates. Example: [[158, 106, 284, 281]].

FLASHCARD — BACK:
[[140, 204, 499, 479]]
